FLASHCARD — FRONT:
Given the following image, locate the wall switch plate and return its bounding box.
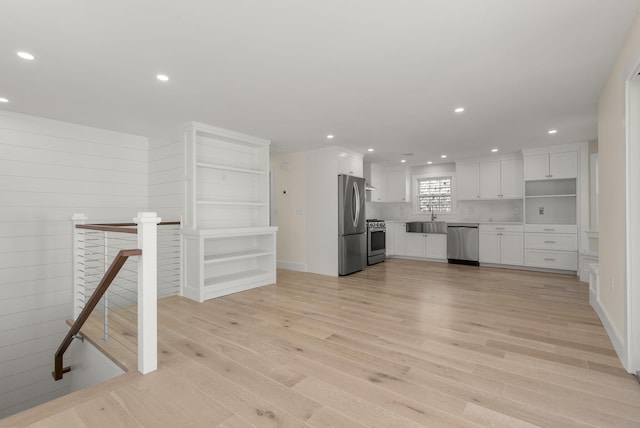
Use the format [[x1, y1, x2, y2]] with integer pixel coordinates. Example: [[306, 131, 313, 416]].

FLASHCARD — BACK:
[[539, 207, 544, 215]]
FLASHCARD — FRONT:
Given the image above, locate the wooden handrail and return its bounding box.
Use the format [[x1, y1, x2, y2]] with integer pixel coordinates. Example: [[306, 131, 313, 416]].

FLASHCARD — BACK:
[[53, 248, 142, 381], [75, 221, 180, 234]]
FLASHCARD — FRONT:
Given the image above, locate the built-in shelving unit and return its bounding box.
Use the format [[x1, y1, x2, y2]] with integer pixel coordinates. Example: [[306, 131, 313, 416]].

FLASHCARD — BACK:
[[180, 122, 277, 301], [523, 146, 580, 271], [183, 227, 276, 301]]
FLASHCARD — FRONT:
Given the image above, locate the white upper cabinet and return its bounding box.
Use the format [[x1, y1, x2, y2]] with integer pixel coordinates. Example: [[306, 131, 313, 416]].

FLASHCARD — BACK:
[[385, 167, 410, 202], [479, 161, 501, 199], [499, 158, 524, 198], [457, 156, 523, 200], [524, 151, 577, 180], [337, 152, 363, 178], [367, 164, 409, 203], [456, 163, 480, 200], [549, 152, 577, 179]]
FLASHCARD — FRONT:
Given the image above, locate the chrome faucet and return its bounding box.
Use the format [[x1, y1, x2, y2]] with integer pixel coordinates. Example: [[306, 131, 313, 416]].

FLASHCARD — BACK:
[[428, 204, 437, 221]]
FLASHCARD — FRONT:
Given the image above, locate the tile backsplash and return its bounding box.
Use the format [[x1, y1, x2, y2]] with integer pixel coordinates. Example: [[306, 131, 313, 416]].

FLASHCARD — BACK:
[[457, 199, 523, 223], [366, 199, 523, 223]]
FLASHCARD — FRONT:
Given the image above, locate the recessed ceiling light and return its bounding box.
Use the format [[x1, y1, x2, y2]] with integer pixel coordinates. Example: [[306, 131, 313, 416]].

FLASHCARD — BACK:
[[156, 74, 169, 82], [17, 51, 35, 60], [326, 134, 334, 139], [441, 154, 447, 159], [367, 148, 374, 152], [454, 107, 465, 113], [427, 161, 433, 165], [548, 129, 558, 134], [400, 159, 407, 163], [491, 148, 499, 152], [0, 97, 8, 103]]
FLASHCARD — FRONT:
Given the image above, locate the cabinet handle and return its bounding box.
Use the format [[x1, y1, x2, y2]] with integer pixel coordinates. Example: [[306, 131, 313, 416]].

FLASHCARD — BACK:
[[544, 240, 556, 244], [495, 227, 505, 230], [544, 258, 556, 261], [543, 228, 555, 232], [498, 232, 503, 236]]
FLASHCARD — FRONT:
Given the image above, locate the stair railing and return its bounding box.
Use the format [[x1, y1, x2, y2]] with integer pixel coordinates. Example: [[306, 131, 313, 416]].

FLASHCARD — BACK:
[[53, 249, 141, 380], [53, 212, 166, 380]]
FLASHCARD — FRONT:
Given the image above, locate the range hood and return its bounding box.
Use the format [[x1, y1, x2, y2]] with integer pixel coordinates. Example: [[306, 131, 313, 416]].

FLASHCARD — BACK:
[[365, 182, 377, 191]]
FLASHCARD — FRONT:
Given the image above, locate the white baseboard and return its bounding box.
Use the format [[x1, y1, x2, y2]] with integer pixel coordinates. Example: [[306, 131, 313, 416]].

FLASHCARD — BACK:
[[590, 289, 628, 371], [277, 261, 307, 272]]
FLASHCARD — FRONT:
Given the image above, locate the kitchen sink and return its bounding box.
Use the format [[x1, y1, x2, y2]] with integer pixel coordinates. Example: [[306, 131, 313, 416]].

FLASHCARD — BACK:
[[405, 221, 447, 234]]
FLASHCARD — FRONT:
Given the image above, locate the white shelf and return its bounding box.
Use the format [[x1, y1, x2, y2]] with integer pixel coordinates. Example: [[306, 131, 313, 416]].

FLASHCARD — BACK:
[[197, 200, 266, 206], [204, 269, 272, 287], [204, 250, 273, 264], [196, 162, 266, 175], [525, 194, 576, 199]]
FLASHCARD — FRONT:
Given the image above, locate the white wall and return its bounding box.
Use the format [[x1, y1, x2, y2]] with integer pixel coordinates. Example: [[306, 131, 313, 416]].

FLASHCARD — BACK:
[[305, 147, 340, 276], [148, 129, 185, 223], [270, 152, 306, 271], [0, 111, 148, 418], [597, 11, 640, 362]]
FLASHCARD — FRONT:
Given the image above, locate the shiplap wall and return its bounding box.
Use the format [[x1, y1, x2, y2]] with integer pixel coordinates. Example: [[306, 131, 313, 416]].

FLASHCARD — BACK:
[[148, 128, 185, 224], [0, 111, 148, 418]]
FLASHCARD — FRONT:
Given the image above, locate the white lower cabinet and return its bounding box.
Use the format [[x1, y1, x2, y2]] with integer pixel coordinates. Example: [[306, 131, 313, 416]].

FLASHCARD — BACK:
[[501, 233, 524, 266], [479, 225, 523, 266], [524, 250, 577, 271], [386, 223, 407, 256], [524, 224, 577, 271], [183, 227, 277, 302], [426, 234, 447, 259], [403, 233, 446, 260]]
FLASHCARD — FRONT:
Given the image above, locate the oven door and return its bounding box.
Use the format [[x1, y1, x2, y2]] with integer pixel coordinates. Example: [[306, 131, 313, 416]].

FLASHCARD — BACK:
[[368, 227, 386, 257]]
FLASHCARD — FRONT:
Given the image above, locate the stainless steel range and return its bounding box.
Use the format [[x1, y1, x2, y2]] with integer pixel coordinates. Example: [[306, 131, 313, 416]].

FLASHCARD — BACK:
[[366, 219, 386, 265]]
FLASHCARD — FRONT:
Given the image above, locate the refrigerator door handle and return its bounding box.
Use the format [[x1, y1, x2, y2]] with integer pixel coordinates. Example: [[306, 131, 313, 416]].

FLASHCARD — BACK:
[[352, 181, 360, 228]]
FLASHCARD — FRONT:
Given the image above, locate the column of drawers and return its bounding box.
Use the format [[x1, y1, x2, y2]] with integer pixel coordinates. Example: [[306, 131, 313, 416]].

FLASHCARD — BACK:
[[524, 224, 577, 271]]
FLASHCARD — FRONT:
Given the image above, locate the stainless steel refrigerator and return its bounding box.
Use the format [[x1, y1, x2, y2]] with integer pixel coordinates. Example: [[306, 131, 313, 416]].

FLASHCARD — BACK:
[[338, 174, 366, 275]]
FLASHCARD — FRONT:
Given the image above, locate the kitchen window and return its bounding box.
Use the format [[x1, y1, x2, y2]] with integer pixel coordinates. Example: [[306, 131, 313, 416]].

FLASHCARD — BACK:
[[417, 176, 452, 213]]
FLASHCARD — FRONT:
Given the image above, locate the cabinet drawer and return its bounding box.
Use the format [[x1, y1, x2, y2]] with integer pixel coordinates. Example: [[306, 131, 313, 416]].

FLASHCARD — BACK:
[[479, 224, 523, 233], [525, 250, 577, 270], [524, 233, 577, 251], [525, 224, 577, 234]]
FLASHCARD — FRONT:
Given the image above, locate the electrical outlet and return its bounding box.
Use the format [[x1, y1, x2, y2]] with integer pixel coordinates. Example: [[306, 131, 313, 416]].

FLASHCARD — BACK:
[[539, 207, 544, 215], [514, 207, 520, 215]]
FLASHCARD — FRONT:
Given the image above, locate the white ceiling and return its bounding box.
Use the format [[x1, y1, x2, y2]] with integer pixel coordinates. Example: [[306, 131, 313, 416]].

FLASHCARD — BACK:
[[1, 1, 639, 165]]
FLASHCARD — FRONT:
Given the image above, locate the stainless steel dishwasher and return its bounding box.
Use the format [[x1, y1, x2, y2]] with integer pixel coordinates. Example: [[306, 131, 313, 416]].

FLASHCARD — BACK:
[[447, 223, 479, 265]]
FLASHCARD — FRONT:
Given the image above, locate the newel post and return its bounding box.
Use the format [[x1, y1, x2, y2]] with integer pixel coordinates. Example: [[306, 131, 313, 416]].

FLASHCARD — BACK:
[[134, 212, 160, 374], [71, 213, 88, 320]]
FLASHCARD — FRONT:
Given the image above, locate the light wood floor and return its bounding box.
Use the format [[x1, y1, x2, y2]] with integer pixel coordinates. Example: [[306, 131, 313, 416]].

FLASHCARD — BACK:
[[3, 259, 640, 427]]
